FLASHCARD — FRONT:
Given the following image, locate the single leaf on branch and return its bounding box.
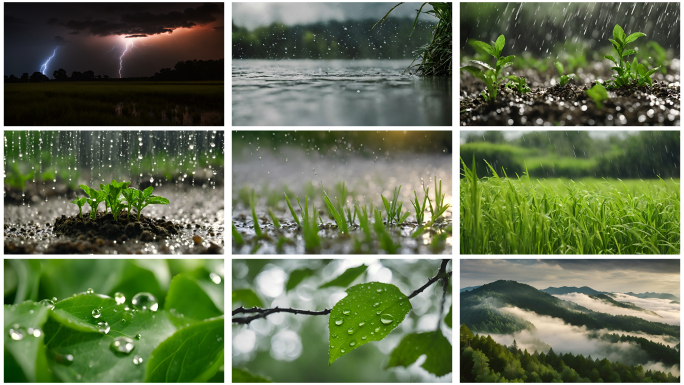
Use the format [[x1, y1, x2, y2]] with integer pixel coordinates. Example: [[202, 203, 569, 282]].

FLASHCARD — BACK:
[[4, 301, 52, 382], [319, 264, 367, 289], [328, 282, 411, 365], [145, 316, 224, 382], [386, 330, 452, 377], [44, 293, 177, 382]]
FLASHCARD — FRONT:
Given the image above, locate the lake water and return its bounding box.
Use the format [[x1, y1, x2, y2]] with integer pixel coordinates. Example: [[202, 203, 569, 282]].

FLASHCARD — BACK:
[[232, 59, 452, 126]]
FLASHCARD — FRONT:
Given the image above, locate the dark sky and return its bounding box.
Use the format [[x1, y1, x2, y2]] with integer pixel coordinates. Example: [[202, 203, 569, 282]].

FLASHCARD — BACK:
[[5, 3, 224, 78], [461, 259, 680, 295]]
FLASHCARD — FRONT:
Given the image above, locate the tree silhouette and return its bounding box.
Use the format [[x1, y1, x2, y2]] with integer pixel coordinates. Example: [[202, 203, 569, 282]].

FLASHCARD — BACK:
[[30, 72, 49, 82], [53, 68, 68, 81], [83, 70, 94, 80], [70, 71, 83, 81], [21, 73, 29, 83]]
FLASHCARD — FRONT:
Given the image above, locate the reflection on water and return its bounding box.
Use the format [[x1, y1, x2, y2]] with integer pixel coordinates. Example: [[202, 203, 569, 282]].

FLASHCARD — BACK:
[[232, 59, 452, 126]]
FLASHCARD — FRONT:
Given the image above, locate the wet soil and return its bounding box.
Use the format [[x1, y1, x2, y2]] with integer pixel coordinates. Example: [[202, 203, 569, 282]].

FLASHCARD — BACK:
[[4, 186, 224, 254], [460, 63, 681, 126]]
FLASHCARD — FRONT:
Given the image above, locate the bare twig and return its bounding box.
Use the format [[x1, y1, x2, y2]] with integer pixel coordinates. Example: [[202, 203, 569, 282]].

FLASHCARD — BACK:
[[233, 259, 451, 325]]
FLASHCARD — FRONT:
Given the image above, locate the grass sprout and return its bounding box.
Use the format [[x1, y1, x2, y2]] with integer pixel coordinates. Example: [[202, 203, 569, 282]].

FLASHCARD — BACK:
[[373, 208, 400, 254], [268, 208, 281, 228], [323, 189, 349, 234], [411, 188, 429, 226], [426, 177, 451, 224], [301, 196, 321, 253], [232, 223, 244, 246], [284, 192, 301, 227], [249, 189, 263, 238], [381, 186, 410, 226]]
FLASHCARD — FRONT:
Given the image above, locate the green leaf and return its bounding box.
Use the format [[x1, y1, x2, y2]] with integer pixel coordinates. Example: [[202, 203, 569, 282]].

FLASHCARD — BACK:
[[645, 67, 660, 78], [613, 24, 626, 43], [554, 61, 565, 75], [319, 264, 367, 289], [328, 282, 411, 365], [142, 186, 153, 198], [445, 305, 452, 328], [604, 55, 618, 65], [285, 268, 316, 292], [165, 274, 222, 327], [4, 302, 51, 382], [460, 66, 486, 82], [44, 293, 177, 382], [232, 289, 263, 308], [145, 316, 224, 382], [468, 39, 496, 57], [7, 259, 42, 304], [622, 49, 637, 57], [146, 196, 170, 205], [232, 367, 271, 383], [625, 32, 646, 44], [608, 39, 621, 52], [470, 60, 494, 72], [386, 331, 452, 377], [494, 34, 505, 56]]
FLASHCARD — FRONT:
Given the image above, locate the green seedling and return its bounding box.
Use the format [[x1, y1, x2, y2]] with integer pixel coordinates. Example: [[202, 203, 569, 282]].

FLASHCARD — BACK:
[[554, 61, 575, 86], [645, 41, 669, 74], [604, 24, 646, 88], [105, 180, 131, 221], [232, 222, 244, 246], [461, 34, 514, 102], [268, 208, 281, 228], [323, 189, 349, 234], [410, 188, 429, 226], [128, 186, 169, 221], [301, 196, 321, 253], [5, 164, 34, 191], [248, 189, 263, 238], [632, 58, 660, 87], [284, 192, 301, 227], [70, 197, 87, 219], [80, 184, 107, 220], [426, 177, 451, 224], [121, 188, 137, 219], [586, 83, 609, 109], [504, 75, 531, 93], [373, 208, 399, 254], [381, 186, 409, 226], [354, 203, 373, 242]]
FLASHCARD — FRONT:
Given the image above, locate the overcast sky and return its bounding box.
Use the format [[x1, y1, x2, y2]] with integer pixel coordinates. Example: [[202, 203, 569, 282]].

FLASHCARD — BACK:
[[461, 259, 680, 296], [232, 2, 433, 30], [5, 3, 223, 77]]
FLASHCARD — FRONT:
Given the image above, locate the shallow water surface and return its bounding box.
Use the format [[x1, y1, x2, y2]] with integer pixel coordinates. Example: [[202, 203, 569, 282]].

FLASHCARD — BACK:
[[232, 59, 452, 126]]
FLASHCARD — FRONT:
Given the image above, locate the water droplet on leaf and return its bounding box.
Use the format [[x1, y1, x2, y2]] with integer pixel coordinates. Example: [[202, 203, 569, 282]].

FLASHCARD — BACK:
[[380, 314, 394, 325], [347, 328, 354, 334], [132, 292, 158, 311], [349, 340, 356, 347], [114, 292, 126, 305], [39, 299, 55, 309], [342, 309, 350, 315], [97, 321, 110, 334], [135, 333, 142, 340], [133, 355, 143, 365], [335, 319, 343, 326], [92, 309, 101, 318], [9, 324, 26, 340], [361, 336, 367, 340], [358, 322, 365, 327], [110, 336, 135, 354]]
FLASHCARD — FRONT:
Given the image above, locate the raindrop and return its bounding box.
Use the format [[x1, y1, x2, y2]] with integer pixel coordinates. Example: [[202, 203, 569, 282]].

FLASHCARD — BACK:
[[110, 336, 135, 355], [97, 322, 110, 334], [375, 327, 380, 333], [372, 303, 379, 308], [341, 349, 346, 353], [349, 340, 356, 347], [86, 288, 94, 294], [361, 336, 367, 340], [335, 319, 344, 326], [133, 355, 143, 365], [39, 299, 55, 309], [376, 311, 381, 315], [92, 309, 101, 319], [347, 328, 354, 334], [376, 289, 382, 293], [332, 334, 337, 338], [380, 314, 393, 325], [358, 322, 365, 327], [8, 324, 26, 340], [135, 333, 142, 340], [342, 309, 350, 315], [132, 292, 158, 311], [209, 273, 221, 284], [114, 292, 126, 305]]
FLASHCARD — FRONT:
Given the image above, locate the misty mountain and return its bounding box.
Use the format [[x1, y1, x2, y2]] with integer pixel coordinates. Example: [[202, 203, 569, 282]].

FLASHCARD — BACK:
[[461, 280, 679, 338], [542, 286, 606, 295], [625, 292, 680, 301], [460, 285, 481, 293]]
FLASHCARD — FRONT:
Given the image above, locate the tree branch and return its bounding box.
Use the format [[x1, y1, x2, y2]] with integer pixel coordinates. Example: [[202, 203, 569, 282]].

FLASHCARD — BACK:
[[232, 259, 451, 325]]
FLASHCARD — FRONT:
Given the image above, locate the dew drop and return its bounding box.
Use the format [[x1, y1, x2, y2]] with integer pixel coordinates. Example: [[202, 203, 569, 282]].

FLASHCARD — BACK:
[[347, 328, 354, 334], [373, 302, 379, 308], [86, 288, 94, 294], [361, 336, 367, 340], [332, 334, 337, 338], [133, 355, 143, 365], [331, 345, 335, 349], [97, 321, 110, 334], [358, 322, 365, 327], [132, 292, 158, 311], [375, 327, 380, 333], [55, 353, 74, 366], [39, 299, 55, 309], [114, 292, 126, 305], [376, 288, 382, 293], [8, 324, 26, 340], [135, 333, 142, 340], [371, 332, 375, 335], [110, 337, 135, 354], [92, 309, 101, 319], [376, 311, 381, 315], [341, 349, 345, 353], [209, 272, 222, 284], [380, 314, 394, 325], [342, 309, 350, 315], [335, 319, 343, 326], [349, 340, 356, 347]]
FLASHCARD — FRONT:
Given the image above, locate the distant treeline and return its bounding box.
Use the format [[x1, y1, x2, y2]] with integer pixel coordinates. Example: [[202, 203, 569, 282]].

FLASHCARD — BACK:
[[4, 59, 223, 83], [461, 131, 680, 179], [232, 18, 434, 60]]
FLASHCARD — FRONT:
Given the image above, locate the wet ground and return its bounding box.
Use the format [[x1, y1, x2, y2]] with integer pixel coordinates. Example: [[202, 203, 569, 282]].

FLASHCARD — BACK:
[[232, 148, 452, 254], [4, 186, 224, 254], [460, 60, 680, 125], [115, 102, 223, 125], [233, 59, 452, 126]]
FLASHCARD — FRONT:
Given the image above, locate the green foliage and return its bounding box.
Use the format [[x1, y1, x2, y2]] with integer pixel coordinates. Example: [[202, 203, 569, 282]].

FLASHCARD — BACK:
[[104, 180, 131, 220], [4, 302, 51, 382], [604, 24, 650, 88], [300, 196, 321, 253], [80, 184, 107, 219], [285, 268, 316, 292], [267, 208, 280, 228], [127, 186, 169, 221], [70, 197, 87, 218], [232, 223, 245, 246], [427, 177, 451, 224], [323, 189, 350, 233], [381, 186, 409, 226], [145, 316, 224, 382], [410, 188, 429, 226], [554, 61, 575, 86], [504, 75, 531, 93], [5, 163, 34, 191], [586, 83, 609, 109], [373, 209, 400, 254], [328, 282, 412, 365], [445, 305, 452, 328], [232, 367, 271, 383], [165, 275, 223, 325], [232, 288, 263, 308], [462, 34, 514, 102], [283, 192, 301, 227], [249, 189, 263, 238], [387, 331, 452, 376], [319, 265, 368, 289]]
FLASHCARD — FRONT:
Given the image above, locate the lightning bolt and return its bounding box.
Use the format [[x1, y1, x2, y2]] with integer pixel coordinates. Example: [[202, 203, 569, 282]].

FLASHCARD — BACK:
[[40, 47, 58, 75], [119, 41, 135, 78], [105, 46, 119, 53]]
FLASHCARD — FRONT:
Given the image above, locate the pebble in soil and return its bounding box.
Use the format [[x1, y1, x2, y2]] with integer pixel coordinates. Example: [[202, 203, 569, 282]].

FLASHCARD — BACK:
[[460, 61, 680, 126]]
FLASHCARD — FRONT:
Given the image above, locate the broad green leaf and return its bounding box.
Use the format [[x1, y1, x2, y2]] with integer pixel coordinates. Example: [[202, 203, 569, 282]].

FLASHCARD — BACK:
[[195, 276, 225, 312], [328, 282, 411, 365], [468, 39, 496, 57], [637, 63, 648, 76], [143, 186, 153, 198], [286, 268, 316, 292], [625, 32, 646, 44], [8, 259, 42, 304], [386, 331, 452, 377], [146, 196, 170, 205], [39, 259, 127, 301], [145, 316, 224, 382], [165, 274, 222, 327], [232, 289, 263, 308], [460, 66, 486, 82], [319, 264, 368, 289], [645, 67, 660, 78], [608, 39, 621, 52], [470, 60, 494, 72], [4, 302, 51, 382], [44, 293, 177, 382], [494, 34, 505, 56], [554, 61, 565, 75], [445, 305, 452, 328], [613, 24, 626, 43], [233, 367, 271, 383], [110, 260, 167, 309], [622, 49, 637, 57]]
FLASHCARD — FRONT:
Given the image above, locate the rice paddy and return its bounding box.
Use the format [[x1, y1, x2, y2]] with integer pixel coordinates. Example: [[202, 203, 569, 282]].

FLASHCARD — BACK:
[[461, 157, 680, 254]]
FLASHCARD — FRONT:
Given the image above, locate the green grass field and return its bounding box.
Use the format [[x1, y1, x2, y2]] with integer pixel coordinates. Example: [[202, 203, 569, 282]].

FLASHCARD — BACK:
[[4, 81, 223, 126], [461, 158, 680, 254]]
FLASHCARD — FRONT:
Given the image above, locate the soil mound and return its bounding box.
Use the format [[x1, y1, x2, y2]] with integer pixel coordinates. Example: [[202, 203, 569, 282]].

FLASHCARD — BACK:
[[54, 212, 180, 243]]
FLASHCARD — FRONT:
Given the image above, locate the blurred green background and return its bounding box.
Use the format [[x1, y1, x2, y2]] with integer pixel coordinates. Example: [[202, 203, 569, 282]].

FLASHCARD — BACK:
[[460, 131, 680, 179], [232, 259, 452, 382]]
